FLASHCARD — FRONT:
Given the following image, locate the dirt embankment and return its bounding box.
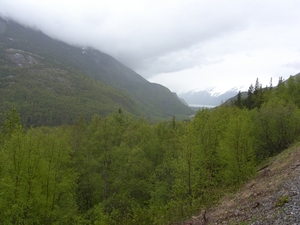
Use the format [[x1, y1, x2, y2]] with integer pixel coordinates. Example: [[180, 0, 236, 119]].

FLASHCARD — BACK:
[[183, 144, 300, 225]]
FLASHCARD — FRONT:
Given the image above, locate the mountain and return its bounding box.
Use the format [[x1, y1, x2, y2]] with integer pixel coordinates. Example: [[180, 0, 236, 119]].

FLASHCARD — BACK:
[[0, 17, 193, 125], [179, 86, 243, 107]]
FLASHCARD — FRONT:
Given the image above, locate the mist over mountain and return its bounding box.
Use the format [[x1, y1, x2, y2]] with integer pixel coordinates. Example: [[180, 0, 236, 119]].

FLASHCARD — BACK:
[[179, 86, 243, 107], [0, 17, 193, 125]]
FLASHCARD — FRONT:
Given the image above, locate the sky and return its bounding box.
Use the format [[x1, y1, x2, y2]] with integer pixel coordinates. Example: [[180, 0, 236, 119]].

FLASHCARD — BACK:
[[1, 0, 300, 94]]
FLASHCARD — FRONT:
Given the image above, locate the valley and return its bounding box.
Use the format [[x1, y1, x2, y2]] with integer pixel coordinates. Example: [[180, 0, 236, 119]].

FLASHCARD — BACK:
[[1, 15, 300, 225]]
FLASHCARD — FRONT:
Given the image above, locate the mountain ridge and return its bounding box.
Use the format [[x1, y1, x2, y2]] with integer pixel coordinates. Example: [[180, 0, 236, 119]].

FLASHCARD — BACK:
[[0, 17, 193, 125]]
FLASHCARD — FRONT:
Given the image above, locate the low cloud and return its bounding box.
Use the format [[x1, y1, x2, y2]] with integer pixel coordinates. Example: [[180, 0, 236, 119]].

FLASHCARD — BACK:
[[282, 61, 300, 70], [1, 0, 300, 92]]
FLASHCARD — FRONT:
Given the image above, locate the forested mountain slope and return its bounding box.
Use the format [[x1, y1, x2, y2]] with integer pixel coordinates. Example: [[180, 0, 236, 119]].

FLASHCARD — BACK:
[[224, 73, 300, 107], [0, 61, 144, 126], [0, 17, 193, 125]]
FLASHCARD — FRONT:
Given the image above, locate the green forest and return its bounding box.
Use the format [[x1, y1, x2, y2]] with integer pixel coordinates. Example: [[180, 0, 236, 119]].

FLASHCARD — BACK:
[[1, 75, 300, 224]]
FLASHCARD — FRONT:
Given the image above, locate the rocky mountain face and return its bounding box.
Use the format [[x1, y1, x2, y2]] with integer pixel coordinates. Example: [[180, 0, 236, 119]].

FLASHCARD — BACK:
[[0, 17, 193, 125]]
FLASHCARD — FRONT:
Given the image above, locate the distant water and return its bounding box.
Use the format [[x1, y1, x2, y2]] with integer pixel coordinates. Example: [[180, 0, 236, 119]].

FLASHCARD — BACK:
[[189, 104, 216, 108]]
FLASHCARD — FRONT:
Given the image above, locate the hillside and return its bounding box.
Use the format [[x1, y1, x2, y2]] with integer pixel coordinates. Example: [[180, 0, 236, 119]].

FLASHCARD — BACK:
[[183, 143, 300, 224], [0, 17, 193, 125], [0, 60, 144, 126], [223, 74, 300, 107]]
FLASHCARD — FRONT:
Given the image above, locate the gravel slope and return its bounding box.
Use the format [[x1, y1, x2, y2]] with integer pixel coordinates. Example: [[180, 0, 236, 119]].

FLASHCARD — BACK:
[[183, 144, 300, 225]]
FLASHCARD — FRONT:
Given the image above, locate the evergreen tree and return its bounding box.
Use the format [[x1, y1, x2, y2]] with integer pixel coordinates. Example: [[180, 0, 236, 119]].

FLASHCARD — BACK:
[[235, 91, 242, 108], [244, 84, 254, 109]]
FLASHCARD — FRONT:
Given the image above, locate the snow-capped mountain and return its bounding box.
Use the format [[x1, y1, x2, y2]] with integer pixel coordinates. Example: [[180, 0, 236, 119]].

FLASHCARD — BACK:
[[179, 86, 244, 107]]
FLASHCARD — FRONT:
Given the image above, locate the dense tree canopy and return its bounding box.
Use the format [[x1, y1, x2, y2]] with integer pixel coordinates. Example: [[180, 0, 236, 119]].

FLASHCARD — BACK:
[[1, 74, 300, 224]]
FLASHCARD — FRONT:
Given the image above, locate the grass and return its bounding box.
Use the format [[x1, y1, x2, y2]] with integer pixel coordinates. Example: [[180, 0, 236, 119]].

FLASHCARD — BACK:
[[275, 195, 289, 207]]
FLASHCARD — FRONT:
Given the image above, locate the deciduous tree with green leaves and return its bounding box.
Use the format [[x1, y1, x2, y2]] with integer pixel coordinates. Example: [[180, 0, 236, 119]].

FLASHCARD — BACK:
[[218, 108, 256, 186]]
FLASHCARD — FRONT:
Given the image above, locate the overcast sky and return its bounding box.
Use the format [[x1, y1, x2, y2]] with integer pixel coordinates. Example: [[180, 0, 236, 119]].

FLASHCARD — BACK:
[[1, 0, 300, 94]]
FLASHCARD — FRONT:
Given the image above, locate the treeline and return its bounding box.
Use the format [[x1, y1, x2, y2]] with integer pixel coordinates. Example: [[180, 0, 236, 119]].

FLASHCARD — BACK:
[[1, 75, 300, 224]]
